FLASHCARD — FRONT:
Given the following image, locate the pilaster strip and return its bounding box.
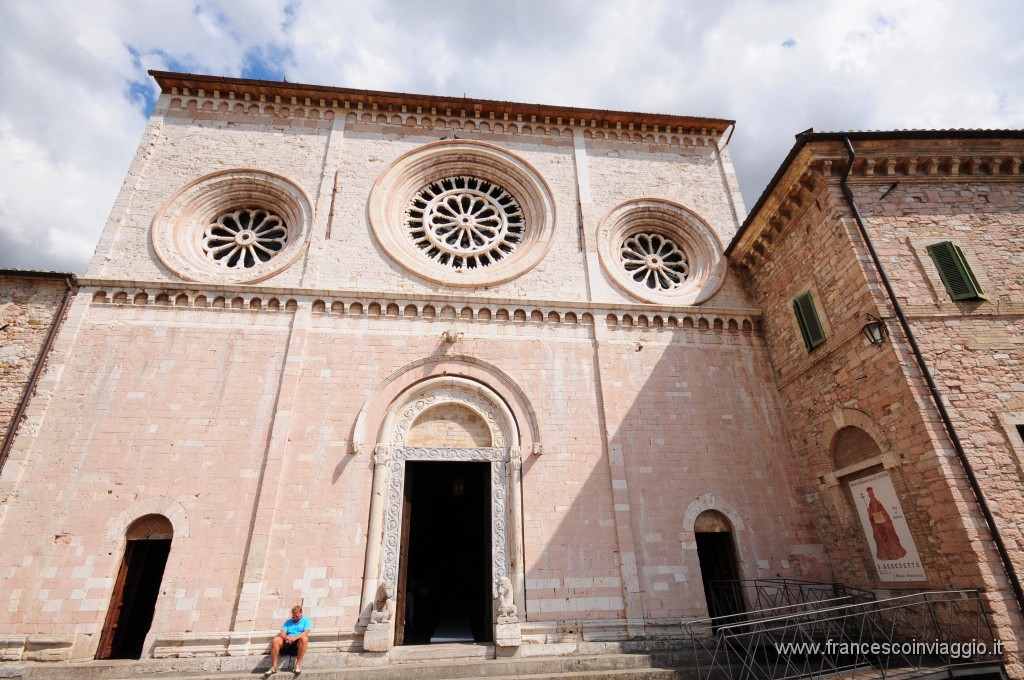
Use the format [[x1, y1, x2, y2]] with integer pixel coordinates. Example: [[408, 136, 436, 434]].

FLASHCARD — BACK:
[[230, 306, 311, 634], [591, 321, 646, 636]]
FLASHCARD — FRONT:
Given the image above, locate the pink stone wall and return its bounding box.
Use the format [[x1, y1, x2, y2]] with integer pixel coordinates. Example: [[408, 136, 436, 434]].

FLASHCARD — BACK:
[[0, 302, 290, 637], [0, 80, 836, 661]]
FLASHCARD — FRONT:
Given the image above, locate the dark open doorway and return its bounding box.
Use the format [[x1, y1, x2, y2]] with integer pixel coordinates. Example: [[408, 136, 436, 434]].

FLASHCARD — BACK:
[[397, 461, 492, 645], [694, 511, 745, 627], [97, 515, 173, 659]]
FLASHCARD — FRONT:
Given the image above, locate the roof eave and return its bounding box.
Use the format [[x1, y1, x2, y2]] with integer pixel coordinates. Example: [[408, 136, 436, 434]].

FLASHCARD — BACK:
[[726, 128, 1024, 257]]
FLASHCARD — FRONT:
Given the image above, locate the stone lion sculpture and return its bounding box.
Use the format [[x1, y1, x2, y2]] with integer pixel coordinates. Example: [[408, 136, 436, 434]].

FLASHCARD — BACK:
[[495, 577, 517, 618], [370, 581, 395, 624]]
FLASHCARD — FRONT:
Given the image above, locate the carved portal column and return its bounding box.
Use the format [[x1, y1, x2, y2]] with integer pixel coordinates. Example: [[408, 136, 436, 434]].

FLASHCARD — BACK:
[[359, 444, 392, 622], [507, 447, 526, 617]]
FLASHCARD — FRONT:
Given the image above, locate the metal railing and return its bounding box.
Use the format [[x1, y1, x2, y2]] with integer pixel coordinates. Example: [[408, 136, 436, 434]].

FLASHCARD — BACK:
[[686, 589, 1005, 680], [705, 579, 876, 627]]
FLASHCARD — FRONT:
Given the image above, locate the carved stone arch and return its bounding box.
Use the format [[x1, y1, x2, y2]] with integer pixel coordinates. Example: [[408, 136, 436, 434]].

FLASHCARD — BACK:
[[351, 355, 540, 454], [380, 375, 517, 449], [682, 492, 745, 533]]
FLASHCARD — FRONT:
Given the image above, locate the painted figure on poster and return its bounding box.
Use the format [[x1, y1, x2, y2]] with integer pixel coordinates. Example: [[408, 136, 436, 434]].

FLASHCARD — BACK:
[[865, 487, 907, 561]]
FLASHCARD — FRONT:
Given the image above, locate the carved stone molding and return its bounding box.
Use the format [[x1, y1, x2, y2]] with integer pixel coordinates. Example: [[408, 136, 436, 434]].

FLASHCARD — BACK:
[[379, 447, 511, 596], [373, 444, 391, 467], [732, 144, 1024, 275], [398, 446, 504, 462], [391, 385, 508, 449]]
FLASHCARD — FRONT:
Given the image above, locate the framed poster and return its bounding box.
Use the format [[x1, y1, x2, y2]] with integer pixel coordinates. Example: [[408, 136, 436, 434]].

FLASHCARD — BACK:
[[848, 471, 927, 582]]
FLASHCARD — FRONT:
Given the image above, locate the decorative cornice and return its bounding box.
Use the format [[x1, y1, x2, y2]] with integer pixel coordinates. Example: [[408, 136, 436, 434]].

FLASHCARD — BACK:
[[153, 71, 728, 147], [728, 155, 832, 276], [163, 96, 722, 148], [728, 138, 1024, 275]]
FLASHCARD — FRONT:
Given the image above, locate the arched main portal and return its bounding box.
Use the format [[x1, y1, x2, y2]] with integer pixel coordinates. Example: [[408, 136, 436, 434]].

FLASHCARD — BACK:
[[361, 376, 525, 649]]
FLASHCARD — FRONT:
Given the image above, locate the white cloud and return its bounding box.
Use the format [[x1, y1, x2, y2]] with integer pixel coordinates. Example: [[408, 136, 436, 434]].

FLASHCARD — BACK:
[[0, 0, 1020, 273]]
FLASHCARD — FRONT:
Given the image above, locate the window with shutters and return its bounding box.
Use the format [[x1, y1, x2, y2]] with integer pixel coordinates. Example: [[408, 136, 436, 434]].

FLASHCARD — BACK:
[[793, 292, 826, 351], [926, 241, 986, 301]]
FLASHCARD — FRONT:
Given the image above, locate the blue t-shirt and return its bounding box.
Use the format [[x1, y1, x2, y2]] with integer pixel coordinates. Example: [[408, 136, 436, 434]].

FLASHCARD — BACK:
[[282, 615, 311, 637]]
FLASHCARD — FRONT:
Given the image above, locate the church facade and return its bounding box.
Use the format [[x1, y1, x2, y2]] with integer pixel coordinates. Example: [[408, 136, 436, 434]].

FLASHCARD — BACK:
[[0, 72, 1020, 670]]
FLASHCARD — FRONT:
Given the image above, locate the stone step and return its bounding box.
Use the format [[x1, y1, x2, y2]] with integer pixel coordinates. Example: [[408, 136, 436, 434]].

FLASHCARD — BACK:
[[111, 670, 692, 680], [0, 648, 704, 680]]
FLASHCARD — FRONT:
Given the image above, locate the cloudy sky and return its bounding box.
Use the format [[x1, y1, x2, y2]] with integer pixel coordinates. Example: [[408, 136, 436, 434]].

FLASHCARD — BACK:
[[1, 0, 1021, 273]]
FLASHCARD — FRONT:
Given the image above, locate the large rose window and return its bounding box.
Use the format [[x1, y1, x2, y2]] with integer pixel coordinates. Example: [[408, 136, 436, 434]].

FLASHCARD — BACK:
[[405, 176, 525, 270], [368, 140, 556, 286]]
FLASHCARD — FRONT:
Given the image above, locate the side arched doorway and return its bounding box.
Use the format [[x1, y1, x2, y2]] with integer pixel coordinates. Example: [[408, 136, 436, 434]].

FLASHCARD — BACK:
[[694, 510, 744, 625], [97, 514, 173, 659], [362, 376, 525, 649]]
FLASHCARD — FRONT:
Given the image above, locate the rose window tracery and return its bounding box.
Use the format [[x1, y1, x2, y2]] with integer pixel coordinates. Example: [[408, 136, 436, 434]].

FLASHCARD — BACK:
[[151, 170, 312, 284], [404, 176, 525, 270], [202, 208, 288, 269], [620, 232, 689, 291], [597, 199, 726, 305]]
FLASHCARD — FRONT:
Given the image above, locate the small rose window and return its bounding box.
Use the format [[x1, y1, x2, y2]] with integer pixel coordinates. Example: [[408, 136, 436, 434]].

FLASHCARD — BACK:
[[620, 232, 689, 291], [202, 208, 288, 269], [598, 199, 726, 305], [151, 170, 313, 285]]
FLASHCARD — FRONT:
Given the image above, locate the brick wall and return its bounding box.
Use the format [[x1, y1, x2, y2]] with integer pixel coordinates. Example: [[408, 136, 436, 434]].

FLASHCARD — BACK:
[[732, 136, 1024, 668]]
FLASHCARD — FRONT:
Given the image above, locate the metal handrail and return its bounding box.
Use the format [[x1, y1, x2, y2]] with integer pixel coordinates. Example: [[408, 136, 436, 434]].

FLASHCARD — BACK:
[[686, 589, 1005, 680], [705, 579, 876, 622]]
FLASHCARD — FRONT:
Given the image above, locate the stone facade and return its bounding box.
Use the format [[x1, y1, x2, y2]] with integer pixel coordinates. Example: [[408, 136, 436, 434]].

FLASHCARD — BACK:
[[0, 72, 826, 664], [729, 132, 1024, 670], [1, 72, 1020, 674]]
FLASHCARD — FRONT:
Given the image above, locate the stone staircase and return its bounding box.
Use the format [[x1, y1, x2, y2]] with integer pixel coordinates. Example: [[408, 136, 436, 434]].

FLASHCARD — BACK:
[[0, 643, 705, 680]]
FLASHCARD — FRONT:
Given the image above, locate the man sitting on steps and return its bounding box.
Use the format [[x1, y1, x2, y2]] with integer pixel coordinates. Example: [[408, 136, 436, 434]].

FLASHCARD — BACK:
[[266, 604, 311, 676]]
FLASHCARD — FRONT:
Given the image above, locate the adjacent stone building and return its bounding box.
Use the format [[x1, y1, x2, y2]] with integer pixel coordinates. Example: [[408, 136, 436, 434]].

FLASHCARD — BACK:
[[0, 73, 1020, 672], [0, 270, 75, 473], [729, 130, 1024, 664]]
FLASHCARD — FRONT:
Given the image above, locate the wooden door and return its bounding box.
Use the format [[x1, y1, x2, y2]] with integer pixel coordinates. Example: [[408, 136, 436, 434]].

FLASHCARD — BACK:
[[96, 539, 171, 659], [696, 531, 744, 627], [96, 545, 134, 658], [394, 463, 413, 645]]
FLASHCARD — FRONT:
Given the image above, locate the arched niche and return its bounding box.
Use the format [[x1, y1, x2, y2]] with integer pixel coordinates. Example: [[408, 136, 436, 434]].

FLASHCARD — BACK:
[[126, 514, 174, 541], [832, 426, 882, 470]]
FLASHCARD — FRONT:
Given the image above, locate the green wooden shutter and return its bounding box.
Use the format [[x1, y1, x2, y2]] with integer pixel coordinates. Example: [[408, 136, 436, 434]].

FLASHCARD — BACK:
[[793, 292, 826, 351], [927, 241, 986, 301]]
